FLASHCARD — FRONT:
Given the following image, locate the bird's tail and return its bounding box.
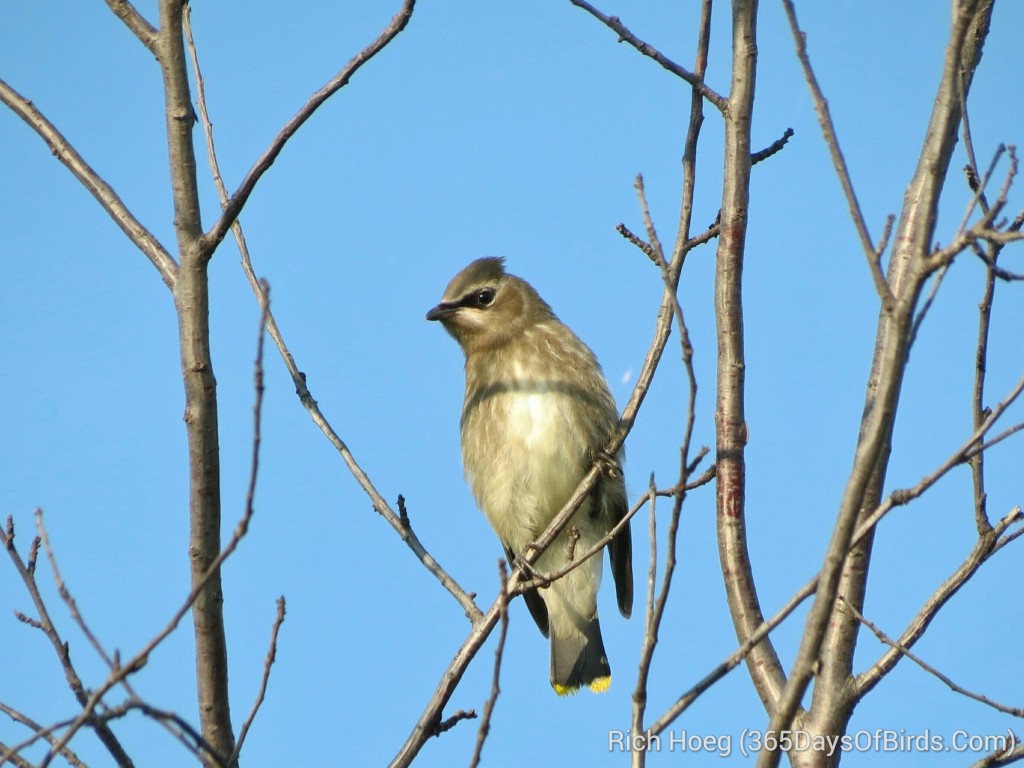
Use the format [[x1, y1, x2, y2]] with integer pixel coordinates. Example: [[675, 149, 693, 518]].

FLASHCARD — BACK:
[[550, 614, 611, 696]]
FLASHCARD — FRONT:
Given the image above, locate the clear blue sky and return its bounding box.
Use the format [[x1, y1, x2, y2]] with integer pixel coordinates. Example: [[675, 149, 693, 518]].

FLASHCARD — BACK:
[[2, 1, 1022, 766]]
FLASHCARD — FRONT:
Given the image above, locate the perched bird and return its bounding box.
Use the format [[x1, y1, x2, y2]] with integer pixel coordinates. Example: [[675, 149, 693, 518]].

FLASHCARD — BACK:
[[426, 257, 632, 695]]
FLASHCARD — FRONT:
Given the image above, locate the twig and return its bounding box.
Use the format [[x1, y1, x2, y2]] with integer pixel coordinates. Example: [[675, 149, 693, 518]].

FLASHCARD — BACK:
[[517, 459, 713, 594], [242, 278, 270, 545], [203, 0, 417, 253], [971, 248, 1024, 281], [953, 144, 1006, 238], [962, 132, 1024, 536], [781, 0, 893, 311], [229, 596, 287, 766], [844, 596, 1024, 717], [928, 146, 1018, 273], [616, 223, 657, 263], [467, 564, 510, 768], [181, 7, 481, 624], [632, 477, 659, 768], [97, 701, 228, 767], [750, 127, 795, 165], [652, 460, 716, 498], [635, 174, 666, 266], [959, 72, 989, 212], [853, 509, 1024, 697], [431, 710, 476, 737], [1, 515, 134, 767], [0, 742, 34, 768], [567, 0, 728, 112], [994, 512, 1024, 556], [36, 511, 113, 671], [0, 702, 87, 768], [648, 572, 818, 737], [964, 423, 1024, 460], [0, 78, 176, 289], [669, 0, 713, 269]]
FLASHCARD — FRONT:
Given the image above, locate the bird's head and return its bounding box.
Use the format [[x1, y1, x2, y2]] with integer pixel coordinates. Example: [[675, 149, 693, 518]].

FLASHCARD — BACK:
[[426, 257, 553, 354]]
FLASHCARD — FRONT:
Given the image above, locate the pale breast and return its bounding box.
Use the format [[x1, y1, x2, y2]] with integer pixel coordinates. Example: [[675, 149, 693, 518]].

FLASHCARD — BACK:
[[461, 368, 591, 551]]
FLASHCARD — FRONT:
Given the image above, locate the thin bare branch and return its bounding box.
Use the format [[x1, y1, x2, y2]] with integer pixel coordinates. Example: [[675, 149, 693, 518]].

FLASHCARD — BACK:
[[853, 505, 1022, 699], [431, 710, 477, 737], [853, 370, 1024, 551], [781, 0, 893, 311], [567, 0, 728, 112], [36, 511, 113, 669], [845, 596, 1024, 717], [637, 476, 658, 746], [617, 222, 658, 263], [0, 742, 35, 768], [0, 77, 177, 288], [649, 572, 818, 737], [229, 596, 286, 766], [994, 511, 1024, 556], [518, 459, 713, 596], [849, 389, 1024, 698], [0, 702, 87, 768], [103, 0, 158, 53], [953, 143, 1006, 237], [966, 423, 1024, 460], [635, 174, 666, 265], [225, 293, 278, 761], [751, 127, 794, 165], [669, 0, 713, 269], [928, 146, 1018, 272], [970, 246, 1024, 282], [204, 0, 417, 253], [1, 515, 134, 767], [467, 564, 510, 768], [968, 286, 1021, 462]]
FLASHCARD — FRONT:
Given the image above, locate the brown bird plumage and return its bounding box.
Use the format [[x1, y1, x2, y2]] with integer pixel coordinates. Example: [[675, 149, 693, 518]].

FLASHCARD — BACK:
[[427, 257, 632, 695]]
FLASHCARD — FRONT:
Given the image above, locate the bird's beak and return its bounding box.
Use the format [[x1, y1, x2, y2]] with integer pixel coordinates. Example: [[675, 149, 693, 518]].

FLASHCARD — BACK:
[[426, 303, 454, 322]]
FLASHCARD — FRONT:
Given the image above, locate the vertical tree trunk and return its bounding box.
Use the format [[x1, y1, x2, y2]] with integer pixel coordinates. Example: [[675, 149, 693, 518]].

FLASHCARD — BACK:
[[157, 0, 236, 761], [716, 0, 788, 714]]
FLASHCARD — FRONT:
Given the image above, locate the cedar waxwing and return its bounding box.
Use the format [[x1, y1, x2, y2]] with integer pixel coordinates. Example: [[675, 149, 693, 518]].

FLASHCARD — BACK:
[[427, 257, 632, 695]]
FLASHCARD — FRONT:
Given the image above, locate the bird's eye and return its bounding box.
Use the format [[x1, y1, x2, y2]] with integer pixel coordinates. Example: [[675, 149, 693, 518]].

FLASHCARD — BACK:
[[475, 288, 496, 307]]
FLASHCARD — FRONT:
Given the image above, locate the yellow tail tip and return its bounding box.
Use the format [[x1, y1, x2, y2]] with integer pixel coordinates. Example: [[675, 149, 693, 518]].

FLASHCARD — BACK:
[[552, 676, 611, 696]]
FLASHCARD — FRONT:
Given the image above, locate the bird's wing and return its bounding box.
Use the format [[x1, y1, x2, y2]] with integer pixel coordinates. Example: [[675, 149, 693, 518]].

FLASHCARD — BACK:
[[504, 544, 550, 637], [604, 474, 634, 619]]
